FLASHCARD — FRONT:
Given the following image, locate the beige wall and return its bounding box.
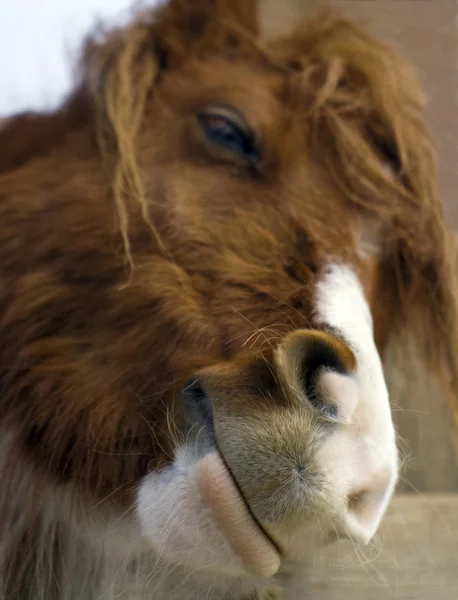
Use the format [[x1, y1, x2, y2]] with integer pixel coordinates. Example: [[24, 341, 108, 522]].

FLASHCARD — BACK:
[[261, 0, 458, 492]]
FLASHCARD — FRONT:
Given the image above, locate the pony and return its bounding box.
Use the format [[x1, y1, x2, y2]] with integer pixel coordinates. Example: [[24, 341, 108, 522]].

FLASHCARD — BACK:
[[0, 0, 456, 598]]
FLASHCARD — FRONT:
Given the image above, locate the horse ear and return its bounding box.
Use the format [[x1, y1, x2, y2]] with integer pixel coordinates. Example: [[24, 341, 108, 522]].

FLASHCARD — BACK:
[[81, 0, 261, 100], [217, 0, 260, 36], [158, 0, 260, 34]]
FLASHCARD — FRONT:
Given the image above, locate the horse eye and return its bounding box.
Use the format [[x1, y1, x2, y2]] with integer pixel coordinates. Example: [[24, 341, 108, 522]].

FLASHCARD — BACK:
[[196, 110, 259, 163]]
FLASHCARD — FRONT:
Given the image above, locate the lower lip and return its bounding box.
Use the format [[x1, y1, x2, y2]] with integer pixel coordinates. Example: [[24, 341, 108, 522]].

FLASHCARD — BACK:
[[195, 452, 281, 578]]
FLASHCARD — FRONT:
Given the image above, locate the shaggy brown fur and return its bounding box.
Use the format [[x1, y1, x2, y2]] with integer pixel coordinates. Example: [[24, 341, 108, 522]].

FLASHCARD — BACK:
[[0, 0, 457, 597]]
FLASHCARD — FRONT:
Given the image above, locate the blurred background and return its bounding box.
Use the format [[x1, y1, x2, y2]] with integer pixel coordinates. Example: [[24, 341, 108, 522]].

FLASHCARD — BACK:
[[0, 0, 145, 115]]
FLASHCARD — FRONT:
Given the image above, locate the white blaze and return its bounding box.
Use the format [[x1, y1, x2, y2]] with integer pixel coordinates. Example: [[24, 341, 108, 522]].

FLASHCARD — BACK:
[[314, 263, 399, 541]]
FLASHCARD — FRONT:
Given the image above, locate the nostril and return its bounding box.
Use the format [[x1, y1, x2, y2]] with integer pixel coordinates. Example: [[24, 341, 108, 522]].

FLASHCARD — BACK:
[[180, 377, 214, 434], [299, 335, 356, 414], [346, 488, 382, 539], [182, 377, 207, 402], [347, 489, 370, 515]]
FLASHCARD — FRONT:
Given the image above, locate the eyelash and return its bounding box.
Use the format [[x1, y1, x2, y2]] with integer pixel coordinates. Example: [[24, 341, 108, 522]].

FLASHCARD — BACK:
[[196, 110, 260, 165]]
